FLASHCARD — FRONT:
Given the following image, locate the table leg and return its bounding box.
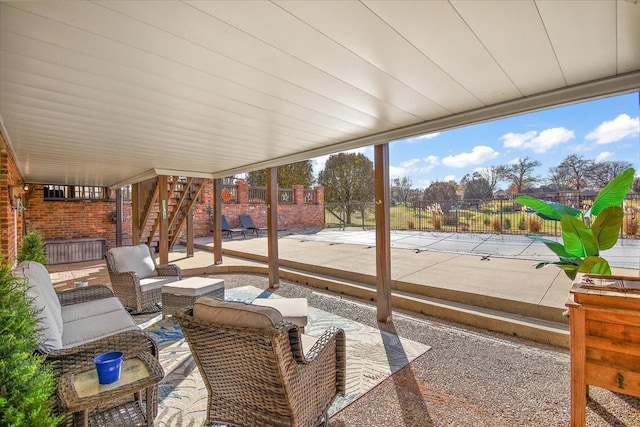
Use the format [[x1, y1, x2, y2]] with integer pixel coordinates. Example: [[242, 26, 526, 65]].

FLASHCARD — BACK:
[[145, 386, 154, 427], [73, 409, 88, 427]]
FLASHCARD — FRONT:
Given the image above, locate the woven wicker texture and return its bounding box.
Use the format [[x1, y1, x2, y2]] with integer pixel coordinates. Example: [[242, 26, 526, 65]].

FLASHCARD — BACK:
[[104, 245, 181, 313], [175, 306, 346, 427], [45, 286, 160, 426]]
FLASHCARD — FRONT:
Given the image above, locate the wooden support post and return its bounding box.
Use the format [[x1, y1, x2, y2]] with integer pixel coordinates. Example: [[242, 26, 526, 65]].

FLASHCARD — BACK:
[[212, 179, 223, 264], [115, 188, 122, 247], [131, 183, 140, 245], [569, 304, 587, 427], [375, 143, 392, 323], [158, 175, 169, 265], [186, 207, 194, 257], [266, 167, 280, 289]]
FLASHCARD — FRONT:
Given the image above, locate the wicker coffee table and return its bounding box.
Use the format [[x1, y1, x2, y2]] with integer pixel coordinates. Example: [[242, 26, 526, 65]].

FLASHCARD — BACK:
[[162, 277, 225, 318], [58, 352, 164, 427]]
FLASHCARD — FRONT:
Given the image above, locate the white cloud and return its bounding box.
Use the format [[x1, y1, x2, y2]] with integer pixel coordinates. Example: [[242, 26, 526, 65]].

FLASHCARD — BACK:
[[423, 155, 439, 165], [416, 179, 432, 188], [586, 114, 640, 144], [441, 145, 499, 168], [595, 151, 614, 162], [403, 132, 440, 143], [389, 158, 430, 178], [443, 175, 456, 182], [508, 157, 522, 165], [500, 127, 575, 153]]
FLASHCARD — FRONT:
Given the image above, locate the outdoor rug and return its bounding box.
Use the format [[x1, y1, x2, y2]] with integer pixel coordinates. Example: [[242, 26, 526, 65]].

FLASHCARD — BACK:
[[140, 286, 431, 426]]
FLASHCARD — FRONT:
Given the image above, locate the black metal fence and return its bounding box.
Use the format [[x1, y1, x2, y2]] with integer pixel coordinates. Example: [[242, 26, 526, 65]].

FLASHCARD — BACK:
[[325, 195, 639, 238]]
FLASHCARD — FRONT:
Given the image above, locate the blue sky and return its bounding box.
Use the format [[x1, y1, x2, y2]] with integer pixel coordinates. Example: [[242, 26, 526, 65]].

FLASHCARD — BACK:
[[312, 92, 639, 190]]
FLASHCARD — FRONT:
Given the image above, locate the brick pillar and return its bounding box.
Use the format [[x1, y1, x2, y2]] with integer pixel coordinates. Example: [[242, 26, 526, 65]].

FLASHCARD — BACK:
[[237, 180, 249, 205], [293, 185, 303, 205], [314, 186, 324, 204]]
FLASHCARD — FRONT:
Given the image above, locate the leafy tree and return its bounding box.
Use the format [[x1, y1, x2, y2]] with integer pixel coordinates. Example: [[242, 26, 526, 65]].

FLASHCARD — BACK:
[[17, 231, 47, 265], [247, 160, 314, 188], [317, 153, 374, 223], [463, 177, 493, 201], [589, 160, 634, 189], [462, 167, 502, 192], [555, 154, 594, 191], [0, 258, 60, 426], [391, 176, 413, 204], [423, 181, 458, 213], [497, 157, 541, 193]]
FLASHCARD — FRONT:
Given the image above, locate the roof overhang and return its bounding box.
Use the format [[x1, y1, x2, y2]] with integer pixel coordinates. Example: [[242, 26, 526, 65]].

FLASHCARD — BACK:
[[1, 1, 638, 187]]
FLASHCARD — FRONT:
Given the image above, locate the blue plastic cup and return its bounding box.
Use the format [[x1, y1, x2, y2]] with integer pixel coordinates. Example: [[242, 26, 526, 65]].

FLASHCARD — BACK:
[[94, 351, 124, 384]]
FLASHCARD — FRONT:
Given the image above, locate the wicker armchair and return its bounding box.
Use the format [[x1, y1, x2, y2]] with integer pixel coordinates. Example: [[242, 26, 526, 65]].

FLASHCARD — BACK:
[[104, 243, 181, 313], [174, 298, 346, 427]]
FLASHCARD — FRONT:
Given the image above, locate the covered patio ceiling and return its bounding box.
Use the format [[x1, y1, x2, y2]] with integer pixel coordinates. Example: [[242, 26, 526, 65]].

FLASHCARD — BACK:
[[1, 1, 639, 188]]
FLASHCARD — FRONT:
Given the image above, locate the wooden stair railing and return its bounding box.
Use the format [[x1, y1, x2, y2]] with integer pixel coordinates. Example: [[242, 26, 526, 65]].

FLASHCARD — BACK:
[[146, 176, 180, 247], [139, 176, 204, 250], [168, 178, 205, 248]]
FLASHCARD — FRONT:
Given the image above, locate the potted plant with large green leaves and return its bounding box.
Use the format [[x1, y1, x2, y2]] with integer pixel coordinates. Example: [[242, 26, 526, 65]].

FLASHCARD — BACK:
[[514, 167, 635, 280]]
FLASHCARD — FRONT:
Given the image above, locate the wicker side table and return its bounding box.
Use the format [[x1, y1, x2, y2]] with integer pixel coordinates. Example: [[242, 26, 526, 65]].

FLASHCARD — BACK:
[[58, 352, 164, 427], [162, 277, 225, 318]]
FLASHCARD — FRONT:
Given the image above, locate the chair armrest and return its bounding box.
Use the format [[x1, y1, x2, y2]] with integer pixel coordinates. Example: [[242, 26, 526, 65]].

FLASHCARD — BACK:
[[156, 264, 181, 279], [39, 329, 159, 378], [289, 326, 347, 418], [56, 285, 115, 306]]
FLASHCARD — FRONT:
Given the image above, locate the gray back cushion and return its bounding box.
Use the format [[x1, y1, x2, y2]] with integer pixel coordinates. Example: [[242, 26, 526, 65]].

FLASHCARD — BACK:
[[108, 244, 156, 279], [12, 261, 63, 351], [194, 297, 282, 329]]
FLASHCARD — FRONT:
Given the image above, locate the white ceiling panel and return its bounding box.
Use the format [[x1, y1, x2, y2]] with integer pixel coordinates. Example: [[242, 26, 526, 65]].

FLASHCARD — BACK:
[[451, 0, 566, 95], [0, 0, 638, 187], [617, 1, 640, 73], [363, 0, 521, 105], [537, 0, 616, 85]]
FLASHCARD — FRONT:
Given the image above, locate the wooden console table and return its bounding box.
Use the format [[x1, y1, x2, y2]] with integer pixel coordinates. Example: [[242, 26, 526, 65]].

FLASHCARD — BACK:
[[567, 274, 640, 427], [58, 352, 164, 427]]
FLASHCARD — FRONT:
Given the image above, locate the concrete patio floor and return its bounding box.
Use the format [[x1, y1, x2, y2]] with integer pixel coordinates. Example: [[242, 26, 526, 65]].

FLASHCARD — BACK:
[[48, 259, 640, 426], [46, 229, 640, 425]]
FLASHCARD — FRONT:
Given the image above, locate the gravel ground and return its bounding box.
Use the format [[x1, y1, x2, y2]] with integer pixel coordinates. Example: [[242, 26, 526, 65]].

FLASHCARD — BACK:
[[213, 273, 640, 427]]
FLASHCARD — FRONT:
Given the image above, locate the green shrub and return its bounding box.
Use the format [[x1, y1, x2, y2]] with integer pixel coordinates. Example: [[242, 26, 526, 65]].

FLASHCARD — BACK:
[[0, 258, 60, 426], [518, 217, 526, 231], [17, 231, 47, 265], [483, 218, 491, 227], [503, 218, 512, 230]]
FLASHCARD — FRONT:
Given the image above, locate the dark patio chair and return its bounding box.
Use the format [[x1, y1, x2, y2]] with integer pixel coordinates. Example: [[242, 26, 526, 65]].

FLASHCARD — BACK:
[[238, 214, 267, 236], [221, 214, 246, 239]]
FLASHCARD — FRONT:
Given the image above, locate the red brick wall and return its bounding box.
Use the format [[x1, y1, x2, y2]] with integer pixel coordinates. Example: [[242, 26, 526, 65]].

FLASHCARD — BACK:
[[23, 188, 133, 250], [0, 133, 25, 263], [21, 181, 324, 251]]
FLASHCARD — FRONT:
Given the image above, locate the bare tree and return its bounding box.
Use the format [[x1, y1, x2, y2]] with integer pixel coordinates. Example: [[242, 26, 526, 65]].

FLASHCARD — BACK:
[[497, 157, 541, 193], [556, 154, 594, 191], [391, 176, 413, 204], [546, 166, 570, 190], [589, 160, 634, 188]]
